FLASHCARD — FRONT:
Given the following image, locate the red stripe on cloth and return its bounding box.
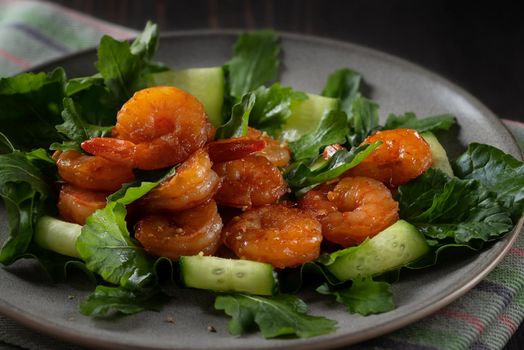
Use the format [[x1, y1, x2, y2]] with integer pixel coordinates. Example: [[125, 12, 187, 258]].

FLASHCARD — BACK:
[[509, 247, 524, 257], [438, 309, 485, 333], [43, 2, 134, 40], [498, 314, 517, 334], [0, 48, 31, 69]]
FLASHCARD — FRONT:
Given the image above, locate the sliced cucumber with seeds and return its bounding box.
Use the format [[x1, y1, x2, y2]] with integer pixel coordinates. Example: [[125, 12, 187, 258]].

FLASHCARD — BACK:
[[421, 131, 453, 176], [324, 220, 429, 281], [280, 93, 339, 142], [179, 255, 278, 296], [145, 67, 225, 127]]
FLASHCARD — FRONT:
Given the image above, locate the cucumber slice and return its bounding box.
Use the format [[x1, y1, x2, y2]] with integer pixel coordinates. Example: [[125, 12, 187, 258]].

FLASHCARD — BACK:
[[34, 216, 82, 258], [421, 131, 453, 176], [179, 255, 278, 295], [325, 220, 429, 281], [281, 93, 339, 142], [145, 67, 225, 127]]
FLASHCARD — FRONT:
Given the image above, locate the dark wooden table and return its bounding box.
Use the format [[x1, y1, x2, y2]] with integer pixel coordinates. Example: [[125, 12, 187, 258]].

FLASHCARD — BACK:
[[44, 1, 524, 348]]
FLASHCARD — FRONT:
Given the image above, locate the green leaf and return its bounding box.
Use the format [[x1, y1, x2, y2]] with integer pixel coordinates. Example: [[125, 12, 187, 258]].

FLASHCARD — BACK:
[[398, 168, 513, 246], [227, 30, 280, 98], [0, 132, 15, 154], [290, 110, 349, 161], [76, 181, 161, 289], [80, 285, 167, 317], [96, 22, 164, 105], [346, 95, 380, 147], [383, 112, 456, 133], [49, 141, 82, 153], [65, 76, 120, 126], [321, 68, 362, 115], [130, 21, 160, 61], [0, 68, 66, 150], [249, 84, 307, 136], [55, 98, 112, 143], [285, 142, 380, 196], [317, 278, 395, 315], [96, 35, 141, 104], [216, 93, 256, 139], [214, 294, 337, 338], [0, 151, 50, 264], [453, 143, 524, 222]]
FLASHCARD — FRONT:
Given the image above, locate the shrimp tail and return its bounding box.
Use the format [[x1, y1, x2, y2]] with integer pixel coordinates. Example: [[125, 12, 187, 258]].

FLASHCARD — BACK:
[[206, 137, 266, 163], [81, 137, 136, 168]]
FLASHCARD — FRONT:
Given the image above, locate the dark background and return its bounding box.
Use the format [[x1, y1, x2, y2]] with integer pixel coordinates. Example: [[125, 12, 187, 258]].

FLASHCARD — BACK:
[[47, 1, 524, 348], [49, 0, 523, 121]]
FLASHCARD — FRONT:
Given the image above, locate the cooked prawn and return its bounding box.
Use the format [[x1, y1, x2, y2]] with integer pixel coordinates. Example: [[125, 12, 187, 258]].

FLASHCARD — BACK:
[[213, 155, 288, 208], [345, 128, 432, 187], [135, 200, 223, 260], [57, 185, 108, 225], [138, 149, 220, 212], [205, 137, 266, 163], [223, 205, 322, 268], [300, 176, 399, 247], [81, 86, 212, 170], [247, 128, 291, 167], [55, 150, 134, 192]]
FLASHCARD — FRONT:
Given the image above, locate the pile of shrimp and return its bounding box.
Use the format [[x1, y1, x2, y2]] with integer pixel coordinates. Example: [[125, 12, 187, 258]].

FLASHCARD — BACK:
[[55, 86, 432, 269]]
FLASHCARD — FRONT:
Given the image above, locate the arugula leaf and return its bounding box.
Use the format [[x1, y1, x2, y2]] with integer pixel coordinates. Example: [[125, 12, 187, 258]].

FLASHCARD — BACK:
[[96, 36, 141, 104], [0, 151, 51, 264], [285, 143, 380, 196], [76, 181, 160, 289], [65, 76, 120, 127], [290, 110, 349, 161], [321, 68, 362, 115], [216, 93, 255, 139], [227, 30, 280, 98], [65, 75, 104, 96], [129, 21, 160, 62], [20, 244, 95, 282], [55, 98, 112, 143], [214, 294, 337, 338], [346, 95, 380, 146], [0, 68, 66, 150], [398, 168, 512, 246], [453, 143, 524, 222], [249, 84, 307, 136], [317, 278, 395, 316], [0, 132, 14, 154], [80, 285, 167, 317], [96, 22, 164, 105], [383, 112, 456, 133]]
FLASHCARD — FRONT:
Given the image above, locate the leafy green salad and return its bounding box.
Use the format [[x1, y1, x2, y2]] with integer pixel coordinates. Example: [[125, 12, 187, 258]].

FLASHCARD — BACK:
[[1, 22, 524, 339]]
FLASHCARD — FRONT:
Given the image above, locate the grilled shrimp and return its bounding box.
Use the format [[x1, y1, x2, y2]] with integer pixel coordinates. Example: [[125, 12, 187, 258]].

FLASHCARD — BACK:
[[213, 155, 288, 208], [81, 86, 213, 170], [223, 205, 322, 268], [57, 184, 108, 225], [345, 128, 432, 187], [135, 200, 223, 260], [55, 150, 134, 192], [300, 176, 399, 247], [138, 149, 220, 212], [247, 128, 291, 167]]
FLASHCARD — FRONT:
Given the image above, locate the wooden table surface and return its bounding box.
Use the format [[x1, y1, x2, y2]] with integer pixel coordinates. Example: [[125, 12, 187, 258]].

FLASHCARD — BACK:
[[43, 1, 524, 348]]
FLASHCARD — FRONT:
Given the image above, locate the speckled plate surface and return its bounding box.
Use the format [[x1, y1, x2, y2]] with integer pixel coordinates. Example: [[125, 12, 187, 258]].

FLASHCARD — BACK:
[[0, 31, 522, 350]]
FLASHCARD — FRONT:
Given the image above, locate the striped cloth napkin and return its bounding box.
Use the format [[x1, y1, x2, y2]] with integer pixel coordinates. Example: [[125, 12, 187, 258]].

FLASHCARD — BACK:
[[1, 1, 523, 349]]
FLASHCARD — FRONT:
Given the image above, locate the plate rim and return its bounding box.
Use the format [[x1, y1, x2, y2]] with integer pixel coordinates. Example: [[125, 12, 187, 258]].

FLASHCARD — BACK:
[[1, 29, 522, 350]]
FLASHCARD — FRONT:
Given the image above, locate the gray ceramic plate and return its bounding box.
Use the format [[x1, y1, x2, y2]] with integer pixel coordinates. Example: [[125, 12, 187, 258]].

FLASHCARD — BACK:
[[0, 31, 522, 350]]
